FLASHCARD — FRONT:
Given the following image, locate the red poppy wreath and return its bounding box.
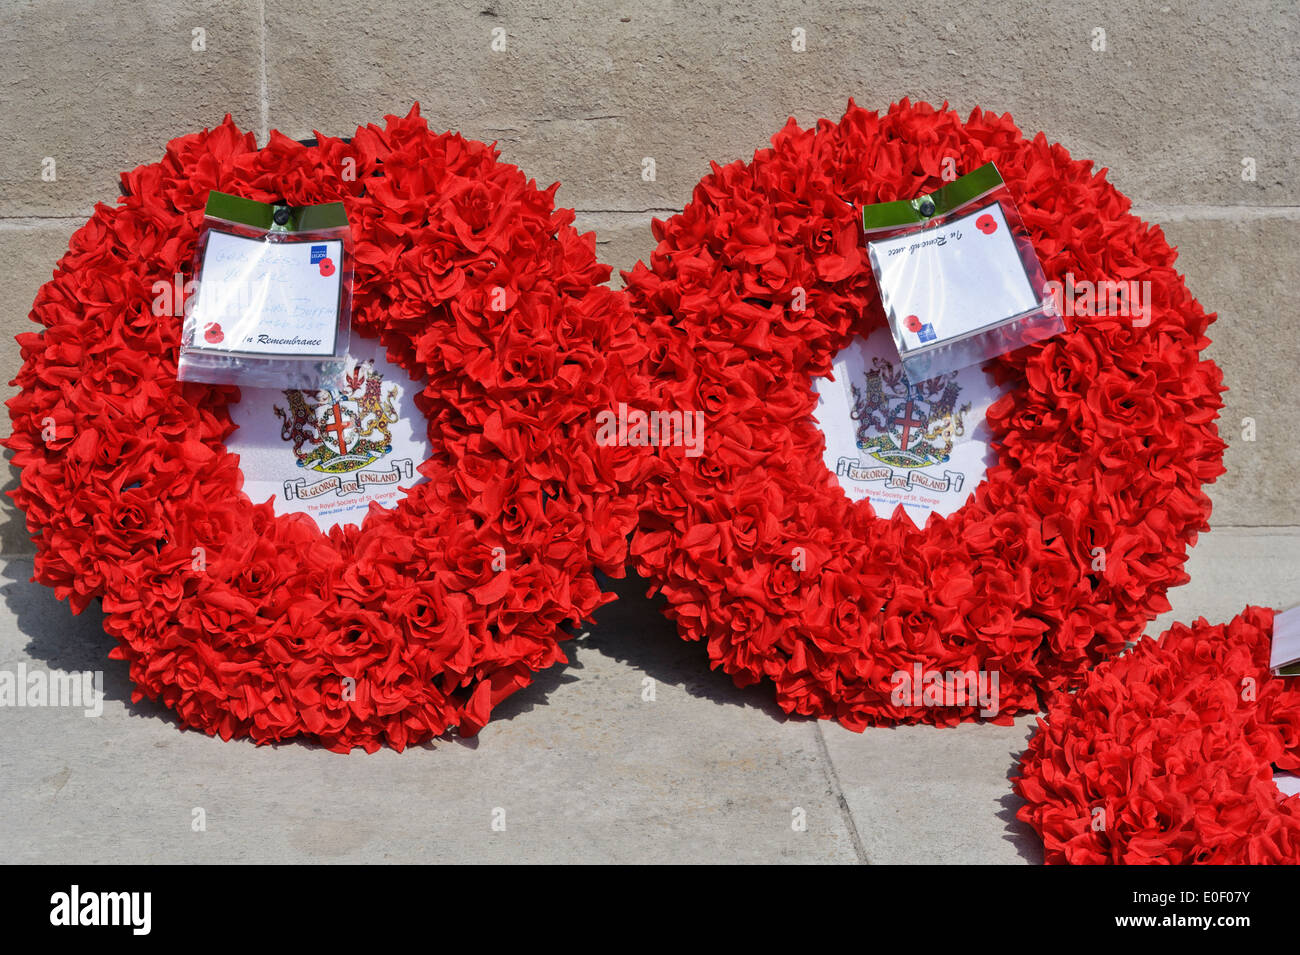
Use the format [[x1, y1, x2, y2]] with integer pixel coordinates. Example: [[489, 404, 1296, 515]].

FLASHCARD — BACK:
[[6, 107, 651, 752], [1014, 607, 1300, 864], [623, 99, 1226, 727]]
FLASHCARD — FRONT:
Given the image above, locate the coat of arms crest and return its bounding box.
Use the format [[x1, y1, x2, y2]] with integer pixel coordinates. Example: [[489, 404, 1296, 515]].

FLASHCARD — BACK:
[[850, 356, 972, 469], [274, 361, 400, 473]]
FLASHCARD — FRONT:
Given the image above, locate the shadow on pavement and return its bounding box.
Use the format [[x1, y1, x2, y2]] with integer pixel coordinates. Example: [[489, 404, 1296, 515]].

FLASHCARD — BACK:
[[488, 567, 799, 727], [999, 750, 1046, 864], [2, 558, 796, 746], [1, 557, 180, 730]]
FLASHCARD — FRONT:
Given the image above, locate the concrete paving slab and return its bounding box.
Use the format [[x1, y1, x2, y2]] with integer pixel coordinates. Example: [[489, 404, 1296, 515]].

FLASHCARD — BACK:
[[0, 562, 859, 864], [819, 717, 1042, 865]]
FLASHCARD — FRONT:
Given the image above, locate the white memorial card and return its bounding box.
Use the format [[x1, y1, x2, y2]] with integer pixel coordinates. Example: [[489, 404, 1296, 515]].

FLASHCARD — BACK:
[[189, 230, 343, 357], [227, 338, 430, 532], [869, 201, 1039, 351], [1268, 605, 1300, 676], [812, 327, 1006, 528]]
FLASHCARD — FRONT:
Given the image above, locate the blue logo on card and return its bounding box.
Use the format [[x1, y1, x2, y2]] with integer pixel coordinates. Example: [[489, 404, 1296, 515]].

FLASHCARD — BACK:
[[310, 245, 327, 264], [917, 323, 937, 343]]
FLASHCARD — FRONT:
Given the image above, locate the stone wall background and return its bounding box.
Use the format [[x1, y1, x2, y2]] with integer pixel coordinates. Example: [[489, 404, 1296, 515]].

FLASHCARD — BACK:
[[1, 0, 1295, 553]]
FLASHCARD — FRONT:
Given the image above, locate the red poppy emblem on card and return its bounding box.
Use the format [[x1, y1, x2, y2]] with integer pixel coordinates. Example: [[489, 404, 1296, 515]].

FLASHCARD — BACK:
[[904, 314, 923, 333], [976, 213, 997, 234], [203, 322, 224, 344], [318, 257, 336, 277]]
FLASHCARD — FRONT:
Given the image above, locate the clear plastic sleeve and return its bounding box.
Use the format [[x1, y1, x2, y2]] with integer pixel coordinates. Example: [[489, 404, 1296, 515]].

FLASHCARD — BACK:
[[861, 162, 1062, 382], [177, 191, 353, 389]]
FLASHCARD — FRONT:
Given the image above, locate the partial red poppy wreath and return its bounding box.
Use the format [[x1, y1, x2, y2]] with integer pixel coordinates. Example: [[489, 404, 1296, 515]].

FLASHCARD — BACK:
[[624, 100, 1226, 727], [6, 107, 649, 752], [1015, 607, 1300, 864]]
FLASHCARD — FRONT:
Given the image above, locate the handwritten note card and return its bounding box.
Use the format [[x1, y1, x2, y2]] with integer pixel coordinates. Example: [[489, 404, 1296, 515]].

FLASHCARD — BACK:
[[869, 202, 1039, 351], [189, 230, 343, 358], [1269, 605, 1300, 675]]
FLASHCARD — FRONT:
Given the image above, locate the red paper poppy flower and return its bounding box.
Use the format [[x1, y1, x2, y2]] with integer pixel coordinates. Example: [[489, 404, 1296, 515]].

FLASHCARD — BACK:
[[1014, 607, 1300, 864], [904, 314, 923, 333], [623, 100, 1225, 728], [6, 107, 651, 752]]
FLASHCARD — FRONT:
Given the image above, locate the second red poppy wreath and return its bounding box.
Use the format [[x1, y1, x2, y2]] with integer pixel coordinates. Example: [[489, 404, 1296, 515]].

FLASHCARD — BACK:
[[1014, 607, 1300, 864], [6, 107, 650, 752], [623, 99, 1226, 727]]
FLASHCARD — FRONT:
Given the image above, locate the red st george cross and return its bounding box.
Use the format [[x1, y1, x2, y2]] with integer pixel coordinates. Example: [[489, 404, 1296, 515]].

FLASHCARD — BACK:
[[321, 401, 354, 454], [891, 398, 927, 452]]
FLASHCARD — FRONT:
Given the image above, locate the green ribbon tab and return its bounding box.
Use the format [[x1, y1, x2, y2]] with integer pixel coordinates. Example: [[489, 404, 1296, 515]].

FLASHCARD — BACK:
[[861, 162, 1005, 232], [204, 190, 349, 233]]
